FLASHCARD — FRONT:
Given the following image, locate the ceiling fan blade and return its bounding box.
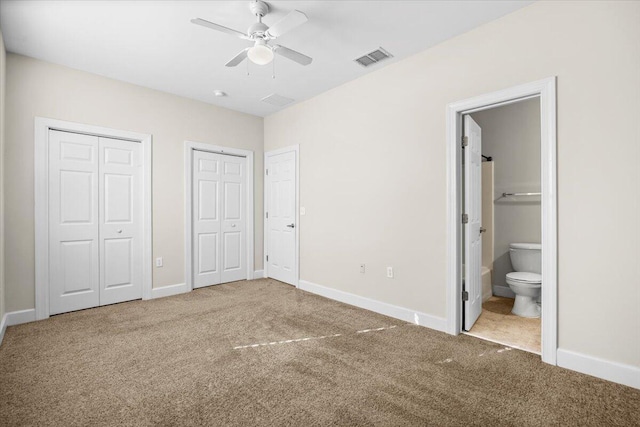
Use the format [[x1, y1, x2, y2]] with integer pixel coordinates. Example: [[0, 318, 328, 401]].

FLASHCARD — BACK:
[[191, 18, 249, 40], [265, 10, 308, 38], [225, 48, 250, 67], [273, 45, 313, 66]]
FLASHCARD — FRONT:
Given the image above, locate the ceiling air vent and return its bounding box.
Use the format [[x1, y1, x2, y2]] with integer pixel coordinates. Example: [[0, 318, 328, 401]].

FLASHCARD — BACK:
[[261, 93, 295, 107], [354, 47, 393, 67]]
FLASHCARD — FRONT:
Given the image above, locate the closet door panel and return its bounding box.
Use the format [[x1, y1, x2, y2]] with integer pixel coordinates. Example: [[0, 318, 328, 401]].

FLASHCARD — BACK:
[[49, 130, 100, 315], [220, 155, 246, 283], [98, 137, 143, 305], [193, 150, 222, 288]]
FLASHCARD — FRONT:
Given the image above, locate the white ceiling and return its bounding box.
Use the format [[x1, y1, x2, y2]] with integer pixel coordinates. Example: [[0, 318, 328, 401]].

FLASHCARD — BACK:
[[0, 1, 532, 117]]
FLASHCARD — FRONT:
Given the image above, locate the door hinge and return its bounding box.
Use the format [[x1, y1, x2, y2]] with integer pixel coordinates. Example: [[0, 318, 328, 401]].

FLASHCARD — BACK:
[[462, 213, 469, 224], [462, 136, 468, 148], [266, 255, 269, 262], [266, 169, 269, 175], [266, 212, 268, 219], [462, 291, 469, 301]]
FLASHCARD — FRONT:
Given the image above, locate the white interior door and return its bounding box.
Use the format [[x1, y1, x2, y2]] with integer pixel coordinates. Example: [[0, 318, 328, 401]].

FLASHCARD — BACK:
[[49, 130, 100, 315], [265, 150, 298, 286], [193, 150, 222, 288], [464, 116, 483, 330], [49, 130, 143, 315], [99, 137, 143, 305], [220, 154, 247, 283], [192, 150, 246, 288]]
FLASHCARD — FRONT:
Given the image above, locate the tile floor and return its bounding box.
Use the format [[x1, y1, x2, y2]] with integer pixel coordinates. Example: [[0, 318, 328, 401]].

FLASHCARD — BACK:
[[465, 296, 541, 354]]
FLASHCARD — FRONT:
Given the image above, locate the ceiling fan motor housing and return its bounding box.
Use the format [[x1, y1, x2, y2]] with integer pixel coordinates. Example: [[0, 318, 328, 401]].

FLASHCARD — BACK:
[[248, 22, 268, 38], [249, 1, 269, 18]]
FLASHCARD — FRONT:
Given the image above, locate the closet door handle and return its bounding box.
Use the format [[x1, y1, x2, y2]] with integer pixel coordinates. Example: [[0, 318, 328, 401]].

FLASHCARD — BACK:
[[286, 224, 295, 228], [117, 229, 123, 234]]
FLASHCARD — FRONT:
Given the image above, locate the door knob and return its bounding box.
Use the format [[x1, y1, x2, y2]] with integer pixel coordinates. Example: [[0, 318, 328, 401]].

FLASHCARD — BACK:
[[117, 229, 123, 234], [286, 224, 295, 228], [480, 227, 486, 234], [231, 224, 236, 228]]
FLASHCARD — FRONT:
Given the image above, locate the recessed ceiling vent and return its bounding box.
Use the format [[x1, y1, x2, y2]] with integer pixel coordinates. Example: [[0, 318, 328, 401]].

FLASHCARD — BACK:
[[354, 47, 393, 67], [261, 93, 295, 107]]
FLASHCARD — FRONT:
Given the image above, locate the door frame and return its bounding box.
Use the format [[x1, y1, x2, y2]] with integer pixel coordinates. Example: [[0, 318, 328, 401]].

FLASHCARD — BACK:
[[264, 145, 300, 287], [445, 77, 558, 364], [34, 117, 153, 320], [184, 141, 255, 291]]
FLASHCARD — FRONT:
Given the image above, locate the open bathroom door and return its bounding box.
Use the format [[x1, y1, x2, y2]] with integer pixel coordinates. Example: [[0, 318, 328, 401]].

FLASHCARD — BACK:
[[464, 116, 483, 330]]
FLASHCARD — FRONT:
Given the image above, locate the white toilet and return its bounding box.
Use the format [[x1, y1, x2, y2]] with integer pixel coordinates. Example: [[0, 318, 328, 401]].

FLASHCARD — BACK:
[[506, 243, 541, 318]]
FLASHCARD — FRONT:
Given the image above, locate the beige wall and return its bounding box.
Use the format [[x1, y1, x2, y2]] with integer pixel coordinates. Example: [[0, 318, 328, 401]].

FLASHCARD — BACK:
[[0, 28, 6, 322], [265, 1, 640, 367], [472, 98, 541, 292], [4, 54, 264, 312]]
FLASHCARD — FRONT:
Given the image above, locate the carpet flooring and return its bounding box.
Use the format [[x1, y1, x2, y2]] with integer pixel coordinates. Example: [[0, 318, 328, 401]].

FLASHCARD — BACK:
[[1, 279, 638, 426]]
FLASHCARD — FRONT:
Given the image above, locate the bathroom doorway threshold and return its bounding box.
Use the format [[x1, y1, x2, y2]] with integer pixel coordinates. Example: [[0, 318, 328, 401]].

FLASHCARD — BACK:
[[462, 332, 541, 356], [445, 77, 557, 365], [462, 296, 541, 355]]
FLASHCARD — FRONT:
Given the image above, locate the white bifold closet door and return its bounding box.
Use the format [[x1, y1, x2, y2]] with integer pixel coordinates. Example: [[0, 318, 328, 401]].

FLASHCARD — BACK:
[[192, 150, 246, 288], [49, 130, 143, 315]]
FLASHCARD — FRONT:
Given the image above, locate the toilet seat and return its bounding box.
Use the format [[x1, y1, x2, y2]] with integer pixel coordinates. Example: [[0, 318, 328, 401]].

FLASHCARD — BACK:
[[506, 271, 541, 284]]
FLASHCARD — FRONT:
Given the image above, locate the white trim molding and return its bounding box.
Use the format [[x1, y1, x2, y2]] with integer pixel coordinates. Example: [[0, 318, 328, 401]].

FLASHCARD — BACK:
[[0, 316, 4, 346], [184, 141, 255, 291], [299, 280, 448, 333], [446, 77, 558, 365], [253, 270, 264, 279], [557, 349, 640, 390], [151, 283, 190, 299], [34, 117, 153, 321], [264, 145, 300, 287], [5, 309, 37, 326], [1, 308, 38, 346]]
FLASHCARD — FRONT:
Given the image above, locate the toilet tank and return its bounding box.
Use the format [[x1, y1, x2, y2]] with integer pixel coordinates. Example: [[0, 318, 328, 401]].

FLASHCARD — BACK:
[[509, 243, 542, 274]]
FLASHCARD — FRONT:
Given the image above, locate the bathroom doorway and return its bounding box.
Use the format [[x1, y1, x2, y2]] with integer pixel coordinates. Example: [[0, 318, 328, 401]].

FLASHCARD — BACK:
[[463, 98, 542, 354], [445, 78, 557, 365]]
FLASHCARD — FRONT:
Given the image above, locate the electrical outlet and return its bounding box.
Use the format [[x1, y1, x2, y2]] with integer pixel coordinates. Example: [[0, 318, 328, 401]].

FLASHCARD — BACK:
[[386, 266, 394, 278], [360, 264, 366, 274], [156, 257, 163, 267]]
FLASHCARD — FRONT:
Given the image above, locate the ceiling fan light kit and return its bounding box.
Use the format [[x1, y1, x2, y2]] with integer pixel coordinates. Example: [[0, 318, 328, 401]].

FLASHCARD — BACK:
[[248, 39, 274, 65], [192, 0, 312, 68]]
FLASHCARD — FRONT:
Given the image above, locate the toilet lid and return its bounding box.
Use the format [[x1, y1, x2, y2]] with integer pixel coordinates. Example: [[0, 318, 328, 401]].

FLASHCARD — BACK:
[[506, 272, 542, 283]]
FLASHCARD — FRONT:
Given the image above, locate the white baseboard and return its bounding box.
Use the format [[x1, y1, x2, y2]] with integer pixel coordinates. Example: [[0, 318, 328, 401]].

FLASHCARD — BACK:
[[151, 283, 189, 299], [6, 309, 36, 326], [299, 280, 447, 333], [253, 270, 264, 279], [0, 314, 6, 346], [557, 349, 640, 390], [493, 285, 515, 298], [0, 308, 37, 347]]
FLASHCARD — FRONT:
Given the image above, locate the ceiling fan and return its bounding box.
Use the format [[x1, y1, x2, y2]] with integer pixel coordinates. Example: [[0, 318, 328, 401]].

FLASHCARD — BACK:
[[191, 1, 312, 67]]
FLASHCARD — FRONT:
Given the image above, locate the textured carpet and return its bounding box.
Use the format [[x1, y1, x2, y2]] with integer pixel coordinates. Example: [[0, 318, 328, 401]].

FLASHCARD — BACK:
[[1, 279, 638, 426]]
